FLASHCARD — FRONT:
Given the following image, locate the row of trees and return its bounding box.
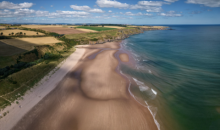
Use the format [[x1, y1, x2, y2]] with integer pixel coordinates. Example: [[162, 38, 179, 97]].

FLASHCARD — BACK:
[[0, 32, 40, 36], [7, 32, 26, 36]]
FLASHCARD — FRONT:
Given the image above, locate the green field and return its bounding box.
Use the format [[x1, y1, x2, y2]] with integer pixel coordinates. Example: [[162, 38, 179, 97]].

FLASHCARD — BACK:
[[76, 26, 117, 31], [65, 29, 118, 40]]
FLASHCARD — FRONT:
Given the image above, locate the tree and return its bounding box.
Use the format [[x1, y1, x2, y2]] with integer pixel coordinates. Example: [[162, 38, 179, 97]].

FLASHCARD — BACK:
[[0, 32, 3, 35], [102, 25, 104, 27], [9, 33, 11, 36], [36, 32, 38, 35], [11, 32, 14, 35], [24, 33, 26, 35], [20, 32, 23, 35]]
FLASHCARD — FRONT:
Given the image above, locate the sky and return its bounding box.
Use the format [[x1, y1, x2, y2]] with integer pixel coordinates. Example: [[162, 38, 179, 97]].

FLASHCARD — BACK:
[[0, 0, 220, 24]]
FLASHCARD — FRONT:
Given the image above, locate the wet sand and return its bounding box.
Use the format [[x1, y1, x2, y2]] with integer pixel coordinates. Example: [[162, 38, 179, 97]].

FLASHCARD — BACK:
[[12, 41, 157, 130]]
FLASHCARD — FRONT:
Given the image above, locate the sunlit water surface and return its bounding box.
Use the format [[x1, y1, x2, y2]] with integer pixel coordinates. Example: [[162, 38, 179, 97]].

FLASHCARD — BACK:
[[120, 25, 220, 130]]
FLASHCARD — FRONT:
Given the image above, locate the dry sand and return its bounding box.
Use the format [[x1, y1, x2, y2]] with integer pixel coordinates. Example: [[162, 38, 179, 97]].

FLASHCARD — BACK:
[[9, 41, 157, 130], [0, 48, 85, 130]]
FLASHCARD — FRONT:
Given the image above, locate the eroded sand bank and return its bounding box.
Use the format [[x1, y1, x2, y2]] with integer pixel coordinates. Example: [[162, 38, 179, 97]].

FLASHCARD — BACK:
[[11, 41, 157, 130]]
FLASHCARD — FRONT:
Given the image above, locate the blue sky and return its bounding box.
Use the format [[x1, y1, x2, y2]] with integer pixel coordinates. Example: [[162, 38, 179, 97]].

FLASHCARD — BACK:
[[0, 0, 220, 24]]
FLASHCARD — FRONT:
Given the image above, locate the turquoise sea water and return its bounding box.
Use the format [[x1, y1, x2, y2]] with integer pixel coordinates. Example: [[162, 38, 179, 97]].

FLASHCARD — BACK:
[[121, 25, 220, 130]]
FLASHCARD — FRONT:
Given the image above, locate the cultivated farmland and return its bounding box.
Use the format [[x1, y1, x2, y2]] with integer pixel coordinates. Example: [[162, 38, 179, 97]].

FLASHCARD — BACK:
[[76, 26, 117, 31], [0, 37, 63, 56], [75, 28, 98, 32], [0, 29, 45, 36], [38, 27, 86, 34], [0, 26, 5, 29]]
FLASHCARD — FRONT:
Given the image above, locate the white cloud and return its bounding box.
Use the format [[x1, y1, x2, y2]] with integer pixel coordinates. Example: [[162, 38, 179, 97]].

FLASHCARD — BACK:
[[186, 0, 220, 7], [159, 10, 182, 17], [0, 1, 33, 9], [130, 1, 165, 12], [51, 5, 53, 7], [70, 5, 104, 13], [108, 10, 112, 12], [96, 0, 166, 12], [0, 9, 35, 17], [95, 15, 111, 19], [70, 5, 91, 10], [89, 8, 104, 13], [138, 1, 164, 6], [96, 0, 129, 8], [125, 12, 135, 16], [164, 0, 178, 2], [56, 11, 89, 15], [146, 7, 163, 12], [125, 12, 152, 16], [130, 5, 162, 12], [0, 8, 90, 18]]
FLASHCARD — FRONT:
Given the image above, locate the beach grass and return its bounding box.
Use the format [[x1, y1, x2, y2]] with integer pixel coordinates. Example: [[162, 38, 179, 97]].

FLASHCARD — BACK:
[[0, 47, 76, 109], [76, 26, 117, 31], [0, 56, 16, 68]]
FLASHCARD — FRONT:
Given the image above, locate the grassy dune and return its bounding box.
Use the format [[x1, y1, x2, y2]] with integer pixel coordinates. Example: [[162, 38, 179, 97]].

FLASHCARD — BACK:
[[0, 46, 76, 109], [76, 26, 117, 31]]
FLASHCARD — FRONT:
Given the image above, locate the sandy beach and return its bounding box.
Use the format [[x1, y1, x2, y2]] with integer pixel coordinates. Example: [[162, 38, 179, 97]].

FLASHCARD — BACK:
[[0, 48, 85, 130], [1, 41, 157, 130]]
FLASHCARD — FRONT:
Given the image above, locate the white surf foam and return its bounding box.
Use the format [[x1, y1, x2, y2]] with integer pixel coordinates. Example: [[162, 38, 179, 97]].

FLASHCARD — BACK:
[[145, 101, 161, 130], [151, 89, 157, 95], [119, 70, 160, 130], [133, 78, 150, 92]]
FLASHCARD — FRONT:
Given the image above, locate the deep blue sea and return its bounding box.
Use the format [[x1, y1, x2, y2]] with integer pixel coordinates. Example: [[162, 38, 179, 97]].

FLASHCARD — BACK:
[[121, 25, 220, 130]]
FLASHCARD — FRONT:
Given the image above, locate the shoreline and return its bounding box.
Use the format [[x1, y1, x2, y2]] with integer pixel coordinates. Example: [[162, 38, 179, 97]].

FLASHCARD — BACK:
[[0, 48, 85, 130], [10, 41, 158, 130]]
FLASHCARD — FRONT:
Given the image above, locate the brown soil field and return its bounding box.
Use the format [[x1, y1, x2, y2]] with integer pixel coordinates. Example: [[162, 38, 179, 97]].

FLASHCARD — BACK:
[[0, 26, 6, 29], [0, 37, 63, 56], [38, 27, 86, 34], [0, 29, 45, 36]]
